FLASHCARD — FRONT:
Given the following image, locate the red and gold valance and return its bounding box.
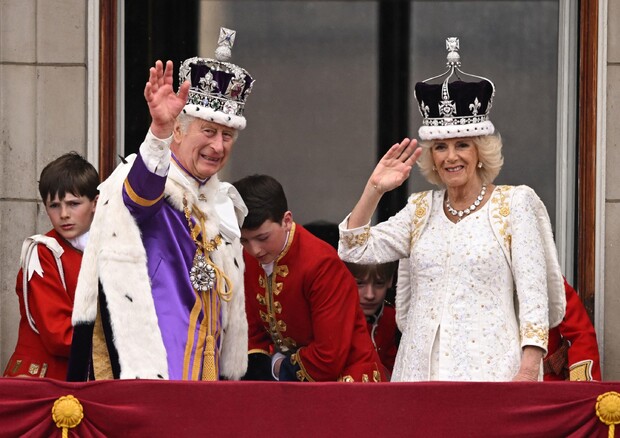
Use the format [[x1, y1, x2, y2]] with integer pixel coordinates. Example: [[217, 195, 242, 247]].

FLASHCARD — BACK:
[[0, 378, 619, 437]]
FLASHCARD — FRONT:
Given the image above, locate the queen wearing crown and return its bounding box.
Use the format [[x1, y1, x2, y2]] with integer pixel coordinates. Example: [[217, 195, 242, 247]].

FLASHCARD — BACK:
[[338, 38, 566, 382]]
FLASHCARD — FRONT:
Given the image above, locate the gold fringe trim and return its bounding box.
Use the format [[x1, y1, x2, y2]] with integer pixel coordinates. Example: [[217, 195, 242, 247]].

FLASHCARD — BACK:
[[203, 335, 217, 381]]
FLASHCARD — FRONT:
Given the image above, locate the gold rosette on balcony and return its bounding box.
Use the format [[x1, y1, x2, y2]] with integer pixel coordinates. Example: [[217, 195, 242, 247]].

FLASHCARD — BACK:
[[52, 395, 84, 438], [596, 391, 620, 438]]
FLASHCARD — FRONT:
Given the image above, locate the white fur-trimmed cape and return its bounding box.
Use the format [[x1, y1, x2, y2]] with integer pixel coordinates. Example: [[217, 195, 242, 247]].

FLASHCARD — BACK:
[[71, 155, 248, 380]]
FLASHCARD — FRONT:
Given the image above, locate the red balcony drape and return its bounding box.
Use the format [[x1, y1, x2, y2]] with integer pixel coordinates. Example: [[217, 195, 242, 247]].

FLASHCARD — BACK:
[[0, 378, 619, 437]]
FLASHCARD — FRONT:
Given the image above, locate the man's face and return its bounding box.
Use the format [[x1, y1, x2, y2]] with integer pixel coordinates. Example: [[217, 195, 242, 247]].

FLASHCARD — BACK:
[[173, 119, 237, 180], [240, 212, 293, 265], [45, 192, 97, 241]]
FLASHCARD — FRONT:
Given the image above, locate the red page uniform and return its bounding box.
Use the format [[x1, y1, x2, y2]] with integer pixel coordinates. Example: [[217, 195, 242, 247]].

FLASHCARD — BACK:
[[4, 230, 82, 380], [367, 304, 399, 375], [244, 223, 385, 382], [543, 279, 601, 381]]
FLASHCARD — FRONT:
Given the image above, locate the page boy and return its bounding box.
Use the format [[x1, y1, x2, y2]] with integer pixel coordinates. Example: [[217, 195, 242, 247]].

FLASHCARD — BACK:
[[233, 174, 385, 382], [3, 152, 98, 380], [344, 261, 399, 376]]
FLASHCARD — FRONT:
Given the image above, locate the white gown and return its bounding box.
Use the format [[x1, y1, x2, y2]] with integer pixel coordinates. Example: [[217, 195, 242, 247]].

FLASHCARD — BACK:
[[338, 186, 554, 382]]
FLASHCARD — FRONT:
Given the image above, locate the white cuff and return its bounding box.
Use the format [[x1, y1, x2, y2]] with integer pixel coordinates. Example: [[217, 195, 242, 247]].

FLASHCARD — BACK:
[[139, 129, 173, 177], [271, 352, 286, 381]]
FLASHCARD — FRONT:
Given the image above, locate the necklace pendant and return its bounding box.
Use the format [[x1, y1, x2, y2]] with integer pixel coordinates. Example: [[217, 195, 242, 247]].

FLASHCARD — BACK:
[[190, 253, 216, 292]]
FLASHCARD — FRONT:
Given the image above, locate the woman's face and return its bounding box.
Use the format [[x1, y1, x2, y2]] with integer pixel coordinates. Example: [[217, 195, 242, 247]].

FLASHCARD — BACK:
[[430, 137, 481, 189]]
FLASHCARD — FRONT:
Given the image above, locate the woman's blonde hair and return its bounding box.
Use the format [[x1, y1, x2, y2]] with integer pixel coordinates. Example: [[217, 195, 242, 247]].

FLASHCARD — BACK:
[[416, 133, 504, 187]]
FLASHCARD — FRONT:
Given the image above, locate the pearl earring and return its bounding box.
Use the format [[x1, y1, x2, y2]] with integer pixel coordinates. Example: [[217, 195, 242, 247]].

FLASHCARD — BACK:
[[432, 166, 437, 171], [477, 162, 483, 169]]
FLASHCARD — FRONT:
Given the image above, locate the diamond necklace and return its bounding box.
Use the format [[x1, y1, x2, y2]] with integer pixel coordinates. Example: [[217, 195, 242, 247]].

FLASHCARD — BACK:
[[445, 184, 487, 219]]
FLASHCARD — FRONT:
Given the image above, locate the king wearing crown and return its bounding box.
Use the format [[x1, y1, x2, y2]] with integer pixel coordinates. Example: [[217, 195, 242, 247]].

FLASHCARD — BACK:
[[69, 28, 254, 382]]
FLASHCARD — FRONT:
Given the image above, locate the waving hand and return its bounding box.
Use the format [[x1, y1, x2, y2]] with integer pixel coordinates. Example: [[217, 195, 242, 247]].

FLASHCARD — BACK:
[[144, 60, 191, 139], [370, 138, 422, 194], [347, 138, 422, 229]]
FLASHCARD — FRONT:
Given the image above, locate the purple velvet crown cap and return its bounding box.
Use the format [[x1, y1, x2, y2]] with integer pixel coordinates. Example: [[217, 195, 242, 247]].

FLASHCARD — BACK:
[[179, 27, 255, 130], [414, 37, 495, 141]]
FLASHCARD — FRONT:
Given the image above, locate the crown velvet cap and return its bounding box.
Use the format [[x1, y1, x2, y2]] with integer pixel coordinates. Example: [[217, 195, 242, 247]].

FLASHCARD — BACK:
[[415, 37, 495, 141], [179, 28, 255, 130]]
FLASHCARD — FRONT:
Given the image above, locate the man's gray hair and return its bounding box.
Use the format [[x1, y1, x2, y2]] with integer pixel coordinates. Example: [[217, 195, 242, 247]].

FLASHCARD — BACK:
[[175, 113, 239, 141]]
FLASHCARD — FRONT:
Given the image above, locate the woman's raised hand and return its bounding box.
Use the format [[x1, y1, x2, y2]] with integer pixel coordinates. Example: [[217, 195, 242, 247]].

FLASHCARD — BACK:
[[144, 60, 191, 139], [347, 138, 422, 229], [370, 138, 422, 194]]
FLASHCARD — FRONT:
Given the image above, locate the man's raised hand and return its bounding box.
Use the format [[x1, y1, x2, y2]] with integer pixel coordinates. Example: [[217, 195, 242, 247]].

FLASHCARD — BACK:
[[144, 60, 191, 139]]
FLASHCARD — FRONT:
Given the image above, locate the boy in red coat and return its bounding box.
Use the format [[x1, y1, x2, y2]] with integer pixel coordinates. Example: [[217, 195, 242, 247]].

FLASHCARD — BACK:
[[234, 174, 385, 382], [3, 153, 99, 380], [344, 261, 399, 376], [543, 279, 601, 381]]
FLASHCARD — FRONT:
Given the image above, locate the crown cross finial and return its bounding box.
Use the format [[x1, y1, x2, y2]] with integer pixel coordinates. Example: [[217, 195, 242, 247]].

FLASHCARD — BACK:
[[446, 37, 461, 67], [218, 27, 236, 48], [215, 27, 236, 62]]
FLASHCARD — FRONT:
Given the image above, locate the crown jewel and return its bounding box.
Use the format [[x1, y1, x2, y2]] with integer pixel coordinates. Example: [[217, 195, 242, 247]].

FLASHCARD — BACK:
[[179, 27, 255, 130], [414, 37, 495, 140], [214, 27, 235, 61]]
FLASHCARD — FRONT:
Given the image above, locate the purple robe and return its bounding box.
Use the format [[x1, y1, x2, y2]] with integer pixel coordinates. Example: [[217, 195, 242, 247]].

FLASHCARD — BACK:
[[122, 153, 222, 380]]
